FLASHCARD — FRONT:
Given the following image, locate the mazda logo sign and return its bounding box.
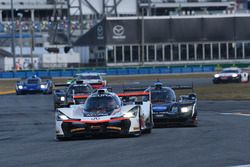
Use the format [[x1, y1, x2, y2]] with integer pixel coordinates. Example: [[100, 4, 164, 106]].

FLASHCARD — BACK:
[[113, 25, 124, 36]]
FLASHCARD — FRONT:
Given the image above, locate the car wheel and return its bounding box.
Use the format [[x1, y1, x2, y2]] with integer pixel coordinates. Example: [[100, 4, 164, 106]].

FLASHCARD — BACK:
[[133, 128, 141, 137], [56, 135, 70, 141], [54, 104, 58, 110], [144, 127, 152, 134], [213, 80, 219, 84], [144, 108, 153, 134], [190, 107, 198, 127], [133, 110, 142, 137], [48, 87, 53, 94], [191, 117, 198, 127]]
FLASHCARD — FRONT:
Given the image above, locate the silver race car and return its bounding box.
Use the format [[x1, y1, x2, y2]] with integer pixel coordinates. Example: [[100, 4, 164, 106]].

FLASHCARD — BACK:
[[67, 73, 107, 89], [213, 67, 249, 83], [55, 89, 153, 140]]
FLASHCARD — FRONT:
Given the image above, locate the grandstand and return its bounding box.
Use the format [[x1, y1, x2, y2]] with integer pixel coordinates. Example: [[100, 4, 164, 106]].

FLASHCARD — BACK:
[[0, 0, 249, 70]]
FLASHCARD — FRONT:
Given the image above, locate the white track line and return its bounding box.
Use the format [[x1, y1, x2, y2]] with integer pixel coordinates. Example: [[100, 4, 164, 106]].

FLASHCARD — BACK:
[[228, 164, 250, 167], [221, 112, 250, 117]]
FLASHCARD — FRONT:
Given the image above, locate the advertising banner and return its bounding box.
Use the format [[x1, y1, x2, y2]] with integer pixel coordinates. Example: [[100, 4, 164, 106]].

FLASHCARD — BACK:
[[74, 15, 250, 46]]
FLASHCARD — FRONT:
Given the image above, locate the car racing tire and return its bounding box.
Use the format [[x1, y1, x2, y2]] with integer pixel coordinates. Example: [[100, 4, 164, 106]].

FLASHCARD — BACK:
[[56, 135, 71, 141], [144, 107, 153, 134], [191, 108, 198, 127], [48, 87, 53, 94], [213, 80, 219, 84], [54, 104, 58, 111], [237, 77, 242, 83], [143, 126, 152, 134], [132, 109, 142, 137]]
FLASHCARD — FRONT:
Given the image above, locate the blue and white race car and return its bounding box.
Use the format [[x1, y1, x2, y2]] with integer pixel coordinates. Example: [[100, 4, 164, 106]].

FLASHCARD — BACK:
[[16, 75, 53, 95]]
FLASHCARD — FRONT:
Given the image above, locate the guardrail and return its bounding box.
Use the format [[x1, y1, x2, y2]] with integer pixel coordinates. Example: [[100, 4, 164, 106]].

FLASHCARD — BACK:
[[0, 66, 215, 79]]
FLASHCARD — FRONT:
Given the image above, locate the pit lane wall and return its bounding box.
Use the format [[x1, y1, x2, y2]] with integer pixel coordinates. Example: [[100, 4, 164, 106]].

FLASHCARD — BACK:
[[0, 65, 215, 78]]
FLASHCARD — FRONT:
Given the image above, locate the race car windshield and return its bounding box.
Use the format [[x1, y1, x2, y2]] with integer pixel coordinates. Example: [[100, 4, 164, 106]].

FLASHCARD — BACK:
[[151, 90, 175, 103], [84, 96, 119, 113], [27, 79, 40, 84], [222, 70, 239, 73], [77, 75, 100, 80], [68, 86, 92, 95]]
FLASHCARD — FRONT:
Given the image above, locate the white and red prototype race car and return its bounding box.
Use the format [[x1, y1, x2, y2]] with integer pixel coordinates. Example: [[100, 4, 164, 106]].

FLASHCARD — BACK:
[[67, 73, 106, 89], [213, 67, 249, 83], [55, 89, 153, 140]]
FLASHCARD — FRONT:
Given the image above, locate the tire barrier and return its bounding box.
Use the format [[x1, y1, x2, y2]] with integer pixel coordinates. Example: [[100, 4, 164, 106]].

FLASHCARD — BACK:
[[0, 66, 215, 79]]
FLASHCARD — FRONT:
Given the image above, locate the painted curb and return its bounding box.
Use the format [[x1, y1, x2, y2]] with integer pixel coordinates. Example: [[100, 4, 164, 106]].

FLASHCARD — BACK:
[[0, 90, 15, 95]]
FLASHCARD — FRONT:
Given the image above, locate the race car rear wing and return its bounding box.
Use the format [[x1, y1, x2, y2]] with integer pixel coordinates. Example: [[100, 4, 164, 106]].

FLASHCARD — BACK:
[[171, 85, 193, 90], [20, 76, 52, 80], [40, 76, 52, 80], [73, 95, 89, 99], [54, 80, 89, 87], [73, 91, 149, 99], [118, 91, 151, 104], [71, 94, 89, 105], [73, 91, 150, 105], [123, 88, 147, 92], [117, 92, 149, 97], [123, 85, 194, 92], [54, 83, 70, 87]]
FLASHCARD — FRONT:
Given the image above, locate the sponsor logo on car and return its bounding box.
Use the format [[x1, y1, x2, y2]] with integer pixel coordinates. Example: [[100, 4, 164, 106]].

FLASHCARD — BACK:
[[91, 117, 100, 120]]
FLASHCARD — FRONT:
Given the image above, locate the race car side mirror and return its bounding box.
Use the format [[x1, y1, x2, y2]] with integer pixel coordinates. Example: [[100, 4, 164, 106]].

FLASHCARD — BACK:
[[188, 93, 197, 101]]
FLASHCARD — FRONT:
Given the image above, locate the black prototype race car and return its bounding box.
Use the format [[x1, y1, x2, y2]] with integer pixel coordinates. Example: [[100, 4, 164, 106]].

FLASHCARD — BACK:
[[147, 82, 197, 127], [53, 82, 94, 109], [125, 81, 198, 127]]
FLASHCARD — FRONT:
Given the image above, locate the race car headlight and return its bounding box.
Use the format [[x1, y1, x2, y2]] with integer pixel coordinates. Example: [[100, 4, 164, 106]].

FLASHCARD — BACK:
[[40, 84, 47, 89], [214, 74, 220, 78], [60, 96, 65, 101], [180, 106, 193, 113], [56, 112, 70, 121], [124, 107, 138, 118], [18, 85, 23, 89], [232, 74, 238, 78]]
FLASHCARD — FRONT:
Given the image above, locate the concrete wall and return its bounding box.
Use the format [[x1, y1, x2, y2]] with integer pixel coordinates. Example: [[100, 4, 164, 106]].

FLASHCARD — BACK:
[[73, 46, 90, 64], [41, 52, 80, 68]]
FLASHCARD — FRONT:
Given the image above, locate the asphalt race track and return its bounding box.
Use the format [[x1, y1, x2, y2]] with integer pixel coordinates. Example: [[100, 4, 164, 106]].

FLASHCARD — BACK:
[[0, 81, 250, 167]]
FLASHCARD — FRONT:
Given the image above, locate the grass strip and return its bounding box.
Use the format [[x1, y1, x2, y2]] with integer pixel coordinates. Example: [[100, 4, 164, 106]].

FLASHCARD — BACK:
[[1, 73, 250, 100]]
